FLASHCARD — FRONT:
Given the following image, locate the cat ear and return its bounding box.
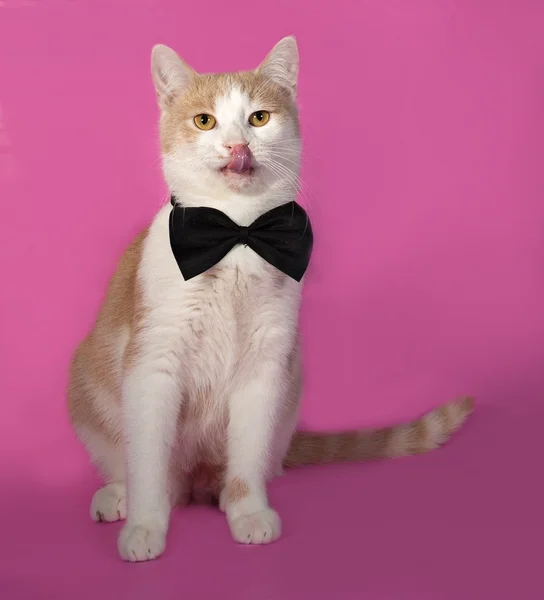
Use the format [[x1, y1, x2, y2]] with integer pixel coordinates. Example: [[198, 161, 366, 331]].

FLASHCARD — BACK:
[[151, 44, 195, 108], [258, 36, 299, 96]]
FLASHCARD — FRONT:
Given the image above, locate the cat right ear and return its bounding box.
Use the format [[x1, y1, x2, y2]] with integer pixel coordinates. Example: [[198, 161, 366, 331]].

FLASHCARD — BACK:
[[151, 44, 194, 108]]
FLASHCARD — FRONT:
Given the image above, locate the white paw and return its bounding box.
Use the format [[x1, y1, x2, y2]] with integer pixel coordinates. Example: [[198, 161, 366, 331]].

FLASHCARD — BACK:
[[90, 484, 126, 522], [118, 521, 167, 562], [228, 508, 281, 545]]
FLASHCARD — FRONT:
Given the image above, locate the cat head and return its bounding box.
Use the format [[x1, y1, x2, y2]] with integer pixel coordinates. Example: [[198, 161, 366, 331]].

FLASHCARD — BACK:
[[151, 37, 301, 205]]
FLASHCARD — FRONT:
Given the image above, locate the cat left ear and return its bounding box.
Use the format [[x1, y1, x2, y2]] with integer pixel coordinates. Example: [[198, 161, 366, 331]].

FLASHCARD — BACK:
[[258, 36, 299, 96], [151, 44, 195, 109]]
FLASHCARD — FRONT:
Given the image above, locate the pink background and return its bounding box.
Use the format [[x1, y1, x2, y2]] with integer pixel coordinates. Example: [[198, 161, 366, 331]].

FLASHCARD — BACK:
[[0, 1, 542, 598]]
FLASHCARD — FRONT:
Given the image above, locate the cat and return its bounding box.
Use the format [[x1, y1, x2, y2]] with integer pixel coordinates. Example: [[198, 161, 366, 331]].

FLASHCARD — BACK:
[[67, 36, 474, 562]]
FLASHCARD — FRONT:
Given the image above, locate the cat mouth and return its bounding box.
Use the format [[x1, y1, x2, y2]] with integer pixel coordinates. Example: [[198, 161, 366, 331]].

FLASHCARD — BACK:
[[219, 145, 254, 179], [220, 166, 255, 178]]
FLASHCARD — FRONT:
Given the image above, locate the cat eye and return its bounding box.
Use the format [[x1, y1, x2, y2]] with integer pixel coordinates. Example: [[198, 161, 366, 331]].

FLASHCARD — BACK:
[[249, 111, 270, 127], [194, 114, 216, 131]]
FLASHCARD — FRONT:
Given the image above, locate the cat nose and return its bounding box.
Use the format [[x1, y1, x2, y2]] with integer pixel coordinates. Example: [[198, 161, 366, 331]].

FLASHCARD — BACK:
[[224, 143, 249, 154], [223, 143, 253, 173]]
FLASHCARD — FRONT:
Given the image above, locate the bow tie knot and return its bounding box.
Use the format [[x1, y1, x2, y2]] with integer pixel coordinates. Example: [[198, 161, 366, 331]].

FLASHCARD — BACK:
[[239, 226, 250, 245], [169, 196, 313, 281]]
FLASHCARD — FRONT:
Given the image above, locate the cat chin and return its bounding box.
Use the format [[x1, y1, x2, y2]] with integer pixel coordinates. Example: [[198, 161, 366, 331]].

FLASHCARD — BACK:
[[217, 168, 257, 191], [220, 169, 255, 190]]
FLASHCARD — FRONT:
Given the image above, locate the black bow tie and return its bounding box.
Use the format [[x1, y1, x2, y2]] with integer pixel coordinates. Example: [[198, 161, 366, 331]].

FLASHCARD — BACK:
[[169, 196, 313, 282]]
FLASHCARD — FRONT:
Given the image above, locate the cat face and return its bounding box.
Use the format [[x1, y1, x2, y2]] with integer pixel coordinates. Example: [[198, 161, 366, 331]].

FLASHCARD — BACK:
[[151, 38, 301, 199]]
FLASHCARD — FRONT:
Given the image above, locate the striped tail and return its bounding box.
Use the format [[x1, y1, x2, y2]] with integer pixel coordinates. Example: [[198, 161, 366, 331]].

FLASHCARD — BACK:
[[283, 397, 474, 468]]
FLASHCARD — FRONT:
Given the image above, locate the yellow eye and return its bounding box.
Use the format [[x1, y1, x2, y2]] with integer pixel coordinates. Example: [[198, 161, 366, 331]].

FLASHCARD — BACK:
[[249, 111, 270, 127], [194, 114, 216, 130]]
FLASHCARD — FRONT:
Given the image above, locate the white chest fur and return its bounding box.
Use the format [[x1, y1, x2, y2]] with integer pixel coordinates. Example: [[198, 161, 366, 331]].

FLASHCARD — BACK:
[[138, 205, 301, 430]]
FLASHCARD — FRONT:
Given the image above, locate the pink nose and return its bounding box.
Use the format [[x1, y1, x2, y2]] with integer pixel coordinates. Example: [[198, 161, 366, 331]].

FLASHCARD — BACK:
[[224, 143, 252, 173], [224, 143, 249, 152]]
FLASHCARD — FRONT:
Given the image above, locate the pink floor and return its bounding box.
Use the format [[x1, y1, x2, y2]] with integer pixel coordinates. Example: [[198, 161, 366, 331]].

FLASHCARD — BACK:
[[2, 396, 542, 599], [1, 1, 544, 599]]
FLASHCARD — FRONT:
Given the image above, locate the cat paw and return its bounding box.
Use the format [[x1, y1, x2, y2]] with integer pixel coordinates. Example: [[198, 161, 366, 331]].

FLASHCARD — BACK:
[[228, 508, 281, 545], [90, 483, 126, 522], [118, 521, 167, 562]]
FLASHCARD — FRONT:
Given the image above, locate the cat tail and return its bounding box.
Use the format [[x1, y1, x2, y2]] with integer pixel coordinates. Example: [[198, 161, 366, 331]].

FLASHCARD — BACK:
[[283, 396, 474, 468]]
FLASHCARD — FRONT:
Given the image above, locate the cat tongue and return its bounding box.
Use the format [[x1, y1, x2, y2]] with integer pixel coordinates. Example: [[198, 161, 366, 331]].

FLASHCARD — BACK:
[[225, 145, 252, 173]]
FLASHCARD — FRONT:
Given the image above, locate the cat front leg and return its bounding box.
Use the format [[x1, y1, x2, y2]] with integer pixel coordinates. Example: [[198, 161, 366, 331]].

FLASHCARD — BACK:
[[222, 362, 284, 544], [117, 336, 183, 562]]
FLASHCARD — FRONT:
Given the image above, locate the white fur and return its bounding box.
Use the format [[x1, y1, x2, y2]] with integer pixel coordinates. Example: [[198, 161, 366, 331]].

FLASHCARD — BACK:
[[162, 85, 301, 214], [91, 483, 126, 522], [116, 39, 304, 561]]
